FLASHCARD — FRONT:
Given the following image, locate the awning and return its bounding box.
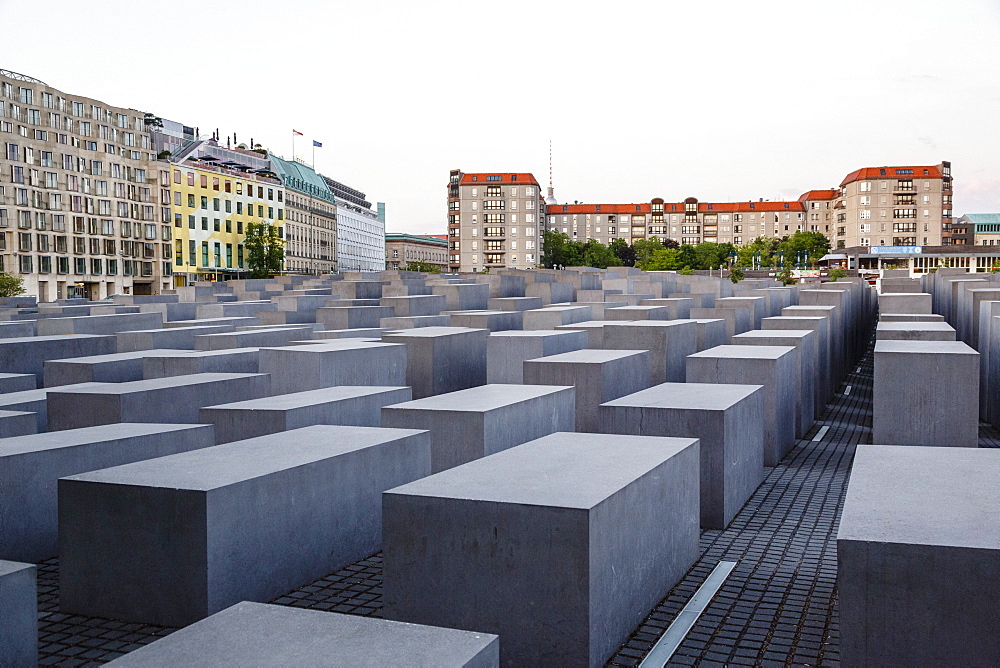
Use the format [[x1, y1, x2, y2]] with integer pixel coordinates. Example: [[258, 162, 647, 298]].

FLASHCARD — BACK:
[[818, 254, 847, 262]]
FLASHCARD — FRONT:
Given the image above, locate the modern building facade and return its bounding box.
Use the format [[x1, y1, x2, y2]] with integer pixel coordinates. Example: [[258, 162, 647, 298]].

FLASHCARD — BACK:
[[166, 140, 285, 285], [447, 170, 545, 272], [0, 68, 171, 299], [956, 213, 1000, 246], [385, 233, 448, 270], [321, 175, 384, 272]]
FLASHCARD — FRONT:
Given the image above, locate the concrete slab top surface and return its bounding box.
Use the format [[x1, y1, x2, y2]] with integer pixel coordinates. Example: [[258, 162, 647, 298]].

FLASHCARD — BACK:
[[0, 560, 34, 577], [382, 326, 485, 337], [531, 305, 590, 312], [554, 320, 619, 328], [873, 340, 978, 355], [605, 320, 693, 329], [671, 318, 727, 324], [47, 373, 264, 395], [63, 425, 427, 491], [489, 329, 582, 338], [604, 382, 763, 410], [0, 423, 208, 457], [105, 602, 497, 667], [839, 445, 1000, 549], [0, 334, 111, 344], [206, 386, 409, 411], [879, 292, 932, 297], [48, 349, 190, 364], [732, 330, 814, 339], [874, 322, 956, 332], [0, 383, 106, 404], [143, 347, 261, 358], [270, 340, 399, 351], [527, 349, 648, 363], [763, 316, 825, 322], [783, 306, 836, 311], [384, 383, 573, 412], [385, 431, 698, 509], [689, 345, 797, 360]]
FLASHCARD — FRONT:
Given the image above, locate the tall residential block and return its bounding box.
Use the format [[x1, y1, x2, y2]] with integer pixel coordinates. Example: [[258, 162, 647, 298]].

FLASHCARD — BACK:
[[0, 69, 171, 299], [448, 170, 545, 272], [323, 175, 385, 272]]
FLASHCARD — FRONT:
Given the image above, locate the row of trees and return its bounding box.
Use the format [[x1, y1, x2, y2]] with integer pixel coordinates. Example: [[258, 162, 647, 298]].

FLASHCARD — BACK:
[[541, 231, 830, 272]]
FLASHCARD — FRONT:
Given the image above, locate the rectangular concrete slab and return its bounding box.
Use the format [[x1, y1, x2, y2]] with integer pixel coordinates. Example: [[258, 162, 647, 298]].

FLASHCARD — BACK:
[[601, 382, 764, 529], [59, 425, 432, 627], [383, 432, 699, 667], [201, 386, 412, 443], [381, 327, 488, 399], [258, 341, 407, 394], [381, 384, 576, 472], [875, 321, 956, 341], [104, 602, 499, 668], [47, 373, 270, 430], [0, 423, 215, 561], [604, 320, 698, 384], [0, 560, 36, 667], [838, 445, 1000, 667], [486, 330, 588, 384]]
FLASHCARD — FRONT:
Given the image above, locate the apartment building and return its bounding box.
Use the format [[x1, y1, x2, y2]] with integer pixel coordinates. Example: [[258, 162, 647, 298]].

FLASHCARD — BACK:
[[537, 161, 953, 253], [0, 69, 171, 299], [955, 214, 1000, 246], [385, 233, 448, 270], [168, 140, 285, 285], [271, 155, 336, 274], [831, 162, 953, 249], [447, 170, 545, 272]]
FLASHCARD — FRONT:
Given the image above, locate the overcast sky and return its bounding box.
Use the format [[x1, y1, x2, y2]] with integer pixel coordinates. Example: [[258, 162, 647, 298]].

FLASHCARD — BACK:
[[3, 0, 999, 234]]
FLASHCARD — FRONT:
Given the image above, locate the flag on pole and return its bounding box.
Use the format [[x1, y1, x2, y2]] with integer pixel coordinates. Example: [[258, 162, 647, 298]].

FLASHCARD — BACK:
[[313, 140, 322, 148], [292, 129, 303, 136]]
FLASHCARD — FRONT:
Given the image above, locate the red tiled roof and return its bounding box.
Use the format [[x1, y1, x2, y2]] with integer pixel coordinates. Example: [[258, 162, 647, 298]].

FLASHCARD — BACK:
[[840, 166, 942, 187], [545, 201, 805, 215], [798, 190, 839, 202], [459, 173, 541, 187], [423, 234, 448, 240]]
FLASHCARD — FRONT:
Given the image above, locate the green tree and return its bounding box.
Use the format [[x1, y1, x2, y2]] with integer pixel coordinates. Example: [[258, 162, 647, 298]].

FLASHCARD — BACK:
[[645, 248, 683, 271], [609, 238, 636, 267], [729, 266, 745, 284], [403, 261, 442, 273], [693, 242, 735, 270], [0, 272, 25, 298], [633, 237, 665, 270], [778, 231, 830, 267], [679, 265, 694, 275], [244, 222, 285, 278], [776, 268, 797, 285], [827, 267, 847, 282], [541, 230, 584, 268], [581, 240, 622, 269]]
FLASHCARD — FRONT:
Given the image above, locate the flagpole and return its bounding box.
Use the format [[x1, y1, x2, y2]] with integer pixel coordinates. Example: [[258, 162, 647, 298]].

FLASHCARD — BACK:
[[292, 131, 296, 162], [312, 141, 315, 167]]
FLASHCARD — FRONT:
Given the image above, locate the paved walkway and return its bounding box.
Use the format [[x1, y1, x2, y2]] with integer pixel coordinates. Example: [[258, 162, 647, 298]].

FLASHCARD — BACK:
[[33, 333, 996, 666]]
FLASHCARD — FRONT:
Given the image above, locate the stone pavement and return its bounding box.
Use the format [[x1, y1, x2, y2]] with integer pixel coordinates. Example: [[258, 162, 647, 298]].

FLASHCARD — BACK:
[[33, 331, 993, 667]]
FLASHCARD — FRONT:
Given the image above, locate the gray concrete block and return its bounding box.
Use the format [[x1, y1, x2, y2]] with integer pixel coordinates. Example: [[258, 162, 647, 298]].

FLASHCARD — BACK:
[[873, 341, 979, 447], [258, 341, 407, 395], [604, 320, 698, 384], [487, 296, 543, 311], [671, 292, 714, 308], [329, 280, 385, 300], [380, 295, 446, 317], [382, 384, 576, 472], [163, 316, 259, 329], [878, 313, 945, 322], [524, 281, 574, 305], [838, 445, 1000, 667], [432, 283, 490, 310], [0, 372, 36, 394], [317, 306, 395, 330], [568, 301, 629, 320], [523, 349, 650, 432], [47, 373, 270, 430], [446, 310, 521, 332], [715, 297, 766, 330], [116, 324, 236, 352], [201, 386, 412, 443], [553, 320, 621, 349], [875, 322, 956, 341], [0, 383, 104, 432], [687, 345, 797, 466], [0, 560, 36, 667], [44, 349, 191, 386], [690, 307, 750, 338], [486, 330, 588, 384], [0, 409, 37, 437], [0, 334, 117, 382], [522, 305, 593, 330], [603, 305, 675, 321], [0, 321, 36, 339], [383, 432, 700, 667], [668, 318, 728, 352], [637, 298, 694, 319], [878, 292, 932, 315], [194, 326, 314, 351], [0, 423, 215, 561], [601, 382, 764, 529], [105, 601, 499, 668], [142, 348, 260, 378], [312, 327, 391, 340], [195, 301, 278, 319], [731, 329, 817, 436], [36, 311, 164, 336], [382, 327, 488, 399], [60, 425, 431, 626], [981, 306, 1000, 422]]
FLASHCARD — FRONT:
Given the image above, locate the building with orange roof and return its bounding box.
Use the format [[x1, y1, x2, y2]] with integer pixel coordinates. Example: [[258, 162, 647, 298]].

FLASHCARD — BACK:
[[447, 169, 544, 272]]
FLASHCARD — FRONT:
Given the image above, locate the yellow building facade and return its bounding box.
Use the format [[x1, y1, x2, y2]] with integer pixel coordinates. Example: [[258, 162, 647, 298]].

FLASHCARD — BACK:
[[169, 161, 284, 285]]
